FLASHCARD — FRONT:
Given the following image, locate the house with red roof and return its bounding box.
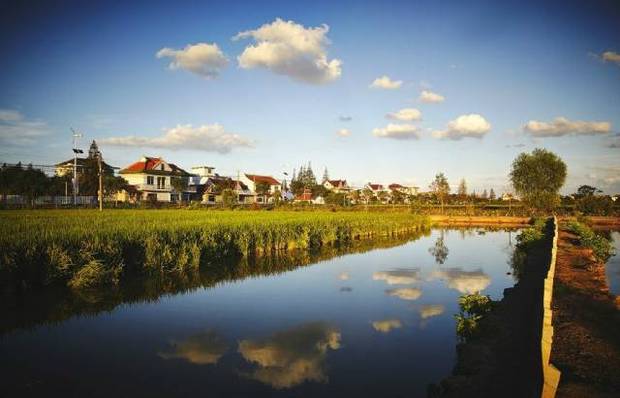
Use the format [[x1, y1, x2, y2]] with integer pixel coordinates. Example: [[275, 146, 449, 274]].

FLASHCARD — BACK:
[[323, 179, 350, 193], [119, 156, 192, 202], [240, 173, 282, 204], [388, 183, 419, 196]]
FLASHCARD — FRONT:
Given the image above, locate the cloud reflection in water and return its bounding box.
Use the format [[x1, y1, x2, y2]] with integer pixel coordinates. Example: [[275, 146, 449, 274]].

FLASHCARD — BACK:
[[238, 321, 341, 389]]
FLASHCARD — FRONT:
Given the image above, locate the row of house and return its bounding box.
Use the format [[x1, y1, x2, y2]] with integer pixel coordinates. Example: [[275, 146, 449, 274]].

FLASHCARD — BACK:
[[55, 143, 421, 204]]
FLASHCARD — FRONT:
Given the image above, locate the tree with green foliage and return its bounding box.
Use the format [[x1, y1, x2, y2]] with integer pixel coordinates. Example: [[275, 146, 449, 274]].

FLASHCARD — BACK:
[[457, 178, 467, 198], [430, 173, 450, 213], [509, 148, 567, 214], [574, 185, 613, 215], [221, 188, 237, 208]]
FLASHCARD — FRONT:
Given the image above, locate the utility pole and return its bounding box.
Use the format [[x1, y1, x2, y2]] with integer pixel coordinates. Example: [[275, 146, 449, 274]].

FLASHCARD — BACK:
[[71, 129, 83, 206], [98, 151, 103, 212]]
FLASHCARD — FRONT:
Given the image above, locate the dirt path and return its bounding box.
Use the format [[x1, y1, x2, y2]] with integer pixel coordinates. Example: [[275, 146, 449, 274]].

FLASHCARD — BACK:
[[551, 227, 620, 397]]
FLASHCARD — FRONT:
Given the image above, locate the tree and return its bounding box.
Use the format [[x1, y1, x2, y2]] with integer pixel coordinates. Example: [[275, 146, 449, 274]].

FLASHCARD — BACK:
[[576, 185, 600, 197], [322, 167, 329, 184], [391, 189, 405, 204], [457, 178, 467, 198], [574, 185, 612, 215], [171, 176, 188, 202], [221, 188, 238, 208], [481, 189, 488, 199], [489, 188, 496, 200], [430, 173, 450, 213], [510, 148, 567, 214]]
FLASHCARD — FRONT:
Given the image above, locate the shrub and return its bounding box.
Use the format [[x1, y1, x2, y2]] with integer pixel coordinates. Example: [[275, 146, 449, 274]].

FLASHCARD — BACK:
[[567, 221, 614, 262], [455, 293, 494, 341]]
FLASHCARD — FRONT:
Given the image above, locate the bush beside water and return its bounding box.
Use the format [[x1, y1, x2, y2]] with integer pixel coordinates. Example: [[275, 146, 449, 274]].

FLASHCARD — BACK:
[[567, 221, 614, 262]]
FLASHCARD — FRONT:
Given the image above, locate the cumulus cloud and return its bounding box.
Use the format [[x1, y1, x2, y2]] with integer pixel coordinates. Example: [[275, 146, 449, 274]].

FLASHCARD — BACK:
[[373, 269, 420, 285], [419, 90, 445, 103], [100, 123, 253, 153], [385, 287, 422, 301], [337, 128, 352, 137], [156, 43, 228, 78], [386, 108, 422, 122], [158, 330, 228, 365], [418, 304, 445, 319], [432, 114, 491, 140], [429, 268, 491, 294], [0, 109, 50, 145], [233, 18, 341, 84], [369, 75, 402, 90], [523, 117, 611, 137], [372, 319, 402, 333], [372, 124, 419, 140], [238, 322, 341, 389], [601, 51, 620, 65]]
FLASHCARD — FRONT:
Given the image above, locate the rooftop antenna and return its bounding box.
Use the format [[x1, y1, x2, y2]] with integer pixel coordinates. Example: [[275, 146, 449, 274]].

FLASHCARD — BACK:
[[71, 128, 84, 205]]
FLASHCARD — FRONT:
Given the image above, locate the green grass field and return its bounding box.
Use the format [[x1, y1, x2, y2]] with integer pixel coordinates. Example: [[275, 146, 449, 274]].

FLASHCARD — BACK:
[[0, 209, 429, 290]]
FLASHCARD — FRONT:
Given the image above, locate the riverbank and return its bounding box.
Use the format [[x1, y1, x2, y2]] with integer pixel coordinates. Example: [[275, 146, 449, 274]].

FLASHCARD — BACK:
[[0, 210, 429, 292], [551, 224, 620, 397], [429, 218, 554, 397], [429, 215, 530, 227]]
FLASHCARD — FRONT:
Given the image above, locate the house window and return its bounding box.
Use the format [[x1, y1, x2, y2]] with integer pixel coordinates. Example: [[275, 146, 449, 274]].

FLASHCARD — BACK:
[[147, 176, 154, 185], [208, 195, 215, 203], [157, 177, 165, 189]]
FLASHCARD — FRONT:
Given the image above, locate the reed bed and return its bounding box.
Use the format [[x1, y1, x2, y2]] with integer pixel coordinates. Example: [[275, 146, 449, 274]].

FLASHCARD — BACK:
[[0, 209, 429, 290]]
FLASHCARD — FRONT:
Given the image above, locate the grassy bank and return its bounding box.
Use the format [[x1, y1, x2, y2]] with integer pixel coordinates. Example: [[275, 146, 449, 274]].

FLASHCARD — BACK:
[[0, 209, 429, 291]]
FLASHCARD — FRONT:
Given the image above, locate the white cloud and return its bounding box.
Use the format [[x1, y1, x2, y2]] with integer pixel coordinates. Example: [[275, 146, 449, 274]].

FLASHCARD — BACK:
[[429, 268, 490, 294], [372, 319, 402, 333], [234, 18, 341, 84], [601, 51, 620, 65], [0, 109, 50, 145], [100, 124, 253, 153], [372, 123, 419, 140], [156, 43, 228, 78], [432, 114, 491, 140], [419, 90, 445, 103], [369, 75, 402, 90], [523, 117, 611, 137], [336, 128, 352, 137], [386, 108, 422, 122], [385, 287, 422, 301], [373, 269, 420, 285]]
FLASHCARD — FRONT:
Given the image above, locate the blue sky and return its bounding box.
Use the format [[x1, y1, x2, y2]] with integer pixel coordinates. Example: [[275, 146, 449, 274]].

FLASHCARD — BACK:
[[1, 0, 619, 193]]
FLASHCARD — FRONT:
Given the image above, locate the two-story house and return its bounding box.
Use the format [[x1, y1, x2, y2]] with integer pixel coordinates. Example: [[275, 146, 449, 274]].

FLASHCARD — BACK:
[[240, 173, 282, 204], [323, 179, 350, 193], [119, 156, 191, 202]]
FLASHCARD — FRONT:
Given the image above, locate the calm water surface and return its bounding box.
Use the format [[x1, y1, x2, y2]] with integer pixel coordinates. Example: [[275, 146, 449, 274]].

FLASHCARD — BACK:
[[0, 228, 519, 398], [604, 231, 620, 296]]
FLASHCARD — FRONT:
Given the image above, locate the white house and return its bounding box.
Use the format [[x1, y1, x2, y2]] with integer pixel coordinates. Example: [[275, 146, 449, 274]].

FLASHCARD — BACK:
[[118, 156, 191, 202], [323, 179, 350, 193], [240, 173, 282, 204], [388, 183, 419, 196]]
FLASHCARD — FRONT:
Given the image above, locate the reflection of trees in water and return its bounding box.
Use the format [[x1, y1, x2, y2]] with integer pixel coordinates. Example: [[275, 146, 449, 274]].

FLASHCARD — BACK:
[[1, 229, 431, 336], [158, 329, 228, 365], [429, 230, 449, 265], [238, 322, 341, 389]]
